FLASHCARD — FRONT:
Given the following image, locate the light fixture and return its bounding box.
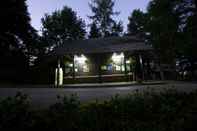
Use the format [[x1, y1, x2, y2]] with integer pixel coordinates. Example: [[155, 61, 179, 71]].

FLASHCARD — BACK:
[[74, 54, 87, 64], [126, 60, 131, 64], [69, 63, 73, 67], [112, 52, 124, 64]]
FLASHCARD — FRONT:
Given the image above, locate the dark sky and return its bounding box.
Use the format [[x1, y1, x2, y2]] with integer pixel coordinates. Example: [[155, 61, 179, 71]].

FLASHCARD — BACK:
[[27, 0, 150, 32]]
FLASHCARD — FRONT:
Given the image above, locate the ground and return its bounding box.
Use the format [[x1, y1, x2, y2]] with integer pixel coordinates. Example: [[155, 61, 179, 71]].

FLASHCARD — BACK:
[[0, 81, 196, 108]]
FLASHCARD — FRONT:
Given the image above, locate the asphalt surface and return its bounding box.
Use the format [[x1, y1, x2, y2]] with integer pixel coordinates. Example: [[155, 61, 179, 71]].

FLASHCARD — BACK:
[[0, 81, 196, 108]]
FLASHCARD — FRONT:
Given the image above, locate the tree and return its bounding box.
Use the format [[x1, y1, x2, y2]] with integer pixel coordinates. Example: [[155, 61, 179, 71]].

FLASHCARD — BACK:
[[146, 0, 180, 64], [0, 0, 37, 69], [89, 0, 122, 37], [127, 9, 147, 38], [89, 22, 101, 38], [174, 0, 197, 78], [41, 6, 86, 52], [144, 0, 197, 79], [111, 21, 123, 36], [176, 0, 197, 57]]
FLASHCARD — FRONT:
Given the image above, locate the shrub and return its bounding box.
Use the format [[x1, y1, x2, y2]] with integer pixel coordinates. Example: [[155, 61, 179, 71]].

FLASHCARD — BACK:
[[0, 92, 33, 130], [0, 89, 197, 130]]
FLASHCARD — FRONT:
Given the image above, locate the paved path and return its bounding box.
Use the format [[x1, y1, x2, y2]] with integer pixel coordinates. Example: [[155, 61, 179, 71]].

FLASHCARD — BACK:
[[0, 81, 196, 108]]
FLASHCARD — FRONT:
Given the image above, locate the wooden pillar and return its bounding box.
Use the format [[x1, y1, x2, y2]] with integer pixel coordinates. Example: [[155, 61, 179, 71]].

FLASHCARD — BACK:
[[57, 58, 60, 87], [97, 54, 102, 83], [139, 54, 144, 81], [55, 57, 63, 87], [158, 61, 164, 80], [135, 53, 144, 81], [98, 65, 102, 83], [133, 55, 137, 81], [72, 55, 75, 82], [131, 54, 135, 81], [124, 53, 128, 81], [147, 58, 151, 80]]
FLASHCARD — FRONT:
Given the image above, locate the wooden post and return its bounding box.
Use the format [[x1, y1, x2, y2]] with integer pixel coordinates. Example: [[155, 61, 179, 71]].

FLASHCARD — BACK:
[[55, 57, 63, 87], [57, 58, 60, 87], [139, 54, 144, 81], [72, 55, 75, 82], [97, 55, 102, 83], [147, 58, 151, 80], [158, 61, 164, 80], [124, 53, 128, 81]]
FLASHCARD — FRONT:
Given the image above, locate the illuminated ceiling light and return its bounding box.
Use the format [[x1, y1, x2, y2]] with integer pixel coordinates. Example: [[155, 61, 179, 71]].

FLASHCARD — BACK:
[[74, 54, 87, 64], [68, 63, 73, 67], [75, 68, 78, 72], [126, 60, 131, 64], [112, 52, 124, 64]]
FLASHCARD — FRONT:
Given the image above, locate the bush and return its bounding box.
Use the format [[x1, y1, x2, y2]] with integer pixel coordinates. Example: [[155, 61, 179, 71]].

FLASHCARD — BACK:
[[0, 92, 33, 130], [0, 89, 197, 130]]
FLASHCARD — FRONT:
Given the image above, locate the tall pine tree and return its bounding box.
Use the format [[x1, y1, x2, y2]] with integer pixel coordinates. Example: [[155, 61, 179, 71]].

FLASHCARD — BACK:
[[0, 0, 38, 82], [88, 0, 122, 37], [127, 9, 147, 38], [89, 22, 101, 38]]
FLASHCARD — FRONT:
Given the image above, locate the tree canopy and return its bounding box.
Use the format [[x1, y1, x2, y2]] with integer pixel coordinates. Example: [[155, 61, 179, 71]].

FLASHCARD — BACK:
[[126, 0, 197, 79], [146, 0, 197, 64], [88, 0, 123, 37], [175, 0, 197, 60], [127, 9, 147, 37], [41, 6, 86, 52], [146, 0, 180, 64], [0, 0, 37, 68], [89, 22, 101, 38]]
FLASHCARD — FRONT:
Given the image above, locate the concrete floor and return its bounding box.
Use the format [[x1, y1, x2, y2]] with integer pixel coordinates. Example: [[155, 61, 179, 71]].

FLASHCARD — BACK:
[[0, 81, 196, 108]]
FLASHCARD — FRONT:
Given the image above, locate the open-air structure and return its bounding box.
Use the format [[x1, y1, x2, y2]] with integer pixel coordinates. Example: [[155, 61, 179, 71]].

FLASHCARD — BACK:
[[48, 36, 165, 84]]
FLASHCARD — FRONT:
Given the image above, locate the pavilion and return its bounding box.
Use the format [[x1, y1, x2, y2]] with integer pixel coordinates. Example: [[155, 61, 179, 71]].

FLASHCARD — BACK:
[[49, 36, 160, 84]]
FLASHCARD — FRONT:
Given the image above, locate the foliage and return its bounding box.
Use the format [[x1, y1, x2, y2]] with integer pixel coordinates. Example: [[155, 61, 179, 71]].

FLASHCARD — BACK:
[[146, 0, 180, 64], [127, 9, 148, 38], [175, 0, 197, 75], [89, 0, 123, 37], [127, 0, 197, 66], [1, 89, 197, 130], [142, 0, 197, 78], [0, 92, 33, 130], [45, 94, 81, 130], [111, 21, 124, 37], [41, 6, 86, 52], [0, 0, 38, 69], [89, 22, 102, 38]]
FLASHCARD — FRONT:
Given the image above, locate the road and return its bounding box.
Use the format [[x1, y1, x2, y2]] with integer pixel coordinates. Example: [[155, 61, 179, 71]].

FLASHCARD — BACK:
[[0, 82, 196, 108]]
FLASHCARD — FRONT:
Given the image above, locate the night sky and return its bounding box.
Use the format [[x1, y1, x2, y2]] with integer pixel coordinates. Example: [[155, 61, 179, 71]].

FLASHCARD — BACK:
[[27, 0, 150, 32]]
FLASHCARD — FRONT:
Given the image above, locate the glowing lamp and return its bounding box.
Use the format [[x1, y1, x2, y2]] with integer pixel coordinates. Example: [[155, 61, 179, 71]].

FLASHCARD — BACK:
[[112, 52, 124, 64], [126, 60, 131, 64], [74, 54, 87, 64]]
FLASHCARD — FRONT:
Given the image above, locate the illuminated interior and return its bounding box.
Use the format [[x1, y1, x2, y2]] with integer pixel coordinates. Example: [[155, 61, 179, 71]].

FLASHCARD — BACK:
[[74, 54, 90, 74], [74, 54, 87, 64], [111, 52, 125, 72], [112, 52, 124, 64], [64, 53, 134, 77]]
